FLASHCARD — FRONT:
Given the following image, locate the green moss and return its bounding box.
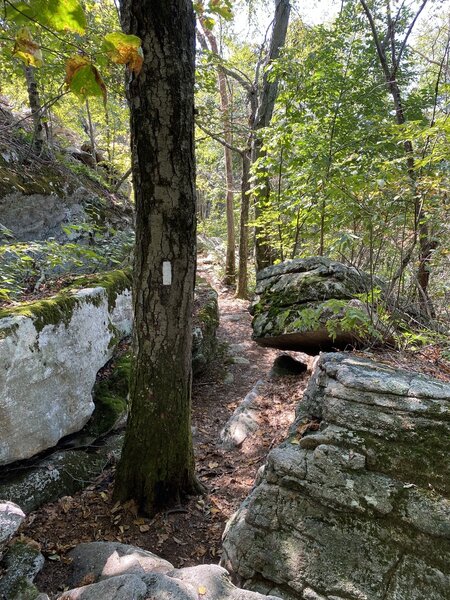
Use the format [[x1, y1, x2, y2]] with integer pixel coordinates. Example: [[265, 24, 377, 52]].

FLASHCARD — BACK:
[[0, 161, 66, 197], [0, 269, 132, 333], [67, 268, 132, 310], [83, 352, 131, 438], [359, 426, 449, 496], [0, 293, 80, 333]]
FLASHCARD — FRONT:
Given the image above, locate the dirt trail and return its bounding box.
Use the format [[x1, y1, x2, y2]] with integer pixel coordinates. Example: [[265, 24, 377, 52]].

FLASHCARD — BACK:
[[20, 261, 309, 598]]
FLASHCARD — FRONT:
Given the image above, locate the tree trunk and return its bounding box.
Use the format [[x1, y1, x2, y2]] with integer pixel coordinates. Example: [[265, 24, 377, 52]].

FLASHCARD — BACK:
[[85, 98, 98, 171], [199, 23, 236, 285], [24, 66, 46, 155], [252, 0, 291, 272], [236, 149, 251, 298], [114, 0, 201, 515], [360, 0, 434, 313]]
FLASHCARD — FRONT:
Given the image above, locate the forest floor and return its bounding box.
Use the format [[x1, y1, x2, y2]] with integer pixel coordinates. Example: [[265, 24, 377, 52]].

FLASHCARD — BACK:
[[17, 255, 450, 598]]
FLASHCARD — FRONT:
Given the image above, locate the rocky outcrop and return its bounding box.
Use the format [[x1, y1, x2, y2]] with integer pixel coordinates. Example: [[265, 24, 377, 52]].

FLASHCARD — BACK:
[[250, 257, 384, 353], [0, 271, 132, 466], [222, 353, 450, 600]]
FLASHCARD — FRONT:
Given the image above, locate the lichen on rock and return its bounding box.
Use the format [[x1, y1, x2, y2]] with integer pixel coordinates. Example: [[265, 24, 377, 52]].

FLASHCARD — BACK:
[[222, 352, 450, 600]]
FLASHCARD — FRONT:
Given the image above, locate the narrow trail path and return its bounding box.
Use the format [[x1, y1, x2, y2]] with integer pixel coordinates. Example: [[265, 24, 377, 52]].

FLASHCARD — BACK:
[[23, 260, 309, 598]]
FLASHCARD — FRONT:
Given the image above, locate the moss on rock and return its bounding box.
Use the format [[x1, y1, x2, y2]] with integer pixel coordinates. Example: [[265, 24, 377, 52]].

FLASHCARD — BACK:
[[0, 269, 132, 333], [83, 352, 131, 439]]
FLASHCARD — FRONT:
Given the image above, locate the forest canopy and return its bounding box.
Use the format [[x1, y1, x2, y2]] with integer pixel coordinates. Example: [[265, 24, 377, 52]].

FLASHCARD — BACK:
[[0, 0, 449, 324]]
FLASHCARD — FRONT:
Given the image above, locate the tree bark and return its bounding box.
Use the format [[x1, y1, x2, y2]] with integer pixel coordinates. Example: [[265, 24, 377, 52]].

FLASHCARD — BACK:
[[236, 148, 251, 298], [199, 22, 236, 285], [252, 0, 291, 272], [24, 66, 46, 155], [114, 0, 201, 515]]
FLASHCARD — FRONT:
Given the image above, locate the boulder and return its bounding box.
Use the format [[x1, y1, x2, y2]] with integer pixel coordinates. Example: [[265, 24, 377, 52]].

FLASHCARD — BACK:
[[58, 541, 281, 600], [192, 282, 219, 375], [68, 542, 173, 587], [0, 501, 25, 559], [0, 539, 45, 600], [0, 271, 132, 466], [0, 434, 123, 513], [250, 257, 384, 353], [222, 353, 450, 600], [220, 380, 267, 449], [270, 354, 308, 377]]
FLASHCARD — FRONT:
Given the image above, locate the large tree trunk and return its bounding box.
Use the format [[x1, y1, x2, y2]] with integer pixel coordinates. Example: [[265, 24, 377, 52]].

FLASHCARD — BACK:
[[252, 0, 290, 272], [24, 66, 46, 155], [114, 0, 200, 515]]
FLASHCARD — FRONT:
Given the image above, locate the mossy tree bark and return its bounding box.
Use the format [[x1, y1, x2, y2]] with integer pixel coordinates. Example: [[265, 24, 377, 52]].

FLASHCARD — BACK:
[[113, 0, 201, 515]]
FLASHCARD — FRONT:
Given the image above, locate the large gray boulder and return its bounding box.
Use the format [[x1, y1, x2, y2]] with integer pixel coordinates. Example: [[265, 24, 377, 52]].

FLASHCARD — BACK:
[[250, 257, 384, 353], [0, 539, 45, 600], [222, 353, 450, 600], [0, 271, 132, 466], [57, 541, 281, 600]]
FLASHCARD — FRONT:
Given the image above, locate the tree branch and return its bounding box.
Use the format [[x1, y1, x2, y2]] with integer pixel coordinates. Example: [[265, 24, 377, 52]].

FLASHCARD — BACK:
[[196, 120, 243, 155], [394, 0, 429, 73], [359, 0, 391, 80]]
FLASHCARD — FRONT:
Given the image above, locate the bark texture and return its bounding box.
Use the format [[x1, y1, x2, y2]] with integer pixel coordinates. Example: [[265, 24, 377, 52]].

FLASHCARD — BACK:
[[199, 23, 236, 285], [24, 66, 46, 155], [236, 149, 251, 298], [253, 0, 291, 272], [114, 0, 199, 514]]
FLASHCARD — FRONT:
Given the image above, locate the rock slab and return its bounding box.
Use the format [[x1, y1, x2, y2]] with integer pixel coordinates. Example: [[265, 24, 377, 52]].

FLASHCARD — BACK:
[[250, 257, 383, 353], [222, 353, 450, 600]]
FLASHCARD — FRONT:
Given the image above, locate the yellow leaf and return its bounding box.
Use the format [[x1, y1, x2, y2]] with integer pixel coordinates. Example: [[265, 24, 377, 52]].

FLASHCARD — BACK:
[[198, 585, 207, 595], [103, 32, 143, 75], [13, 27, 43, 67]]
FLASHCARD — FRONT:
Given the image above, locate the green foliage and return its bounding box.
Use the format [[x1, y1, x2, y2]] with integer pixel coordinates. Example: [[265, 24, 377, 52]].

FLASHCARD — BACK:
[[244, 1, 450, 317], [6, 0, 87, 34], [0, 225, 133, 302]]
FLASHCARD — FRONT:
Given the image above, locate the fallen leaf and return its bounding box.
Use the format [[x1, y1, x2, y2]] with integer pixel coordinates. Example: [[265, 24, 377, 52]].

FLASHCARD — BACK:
[[198, 585, 207, 595]]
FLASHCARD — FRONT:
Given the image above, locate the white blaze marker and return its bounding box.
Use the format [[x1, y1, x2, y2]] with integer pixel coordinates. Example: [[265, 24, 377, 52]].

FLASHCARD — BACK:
[[162, 261, 172, 285]]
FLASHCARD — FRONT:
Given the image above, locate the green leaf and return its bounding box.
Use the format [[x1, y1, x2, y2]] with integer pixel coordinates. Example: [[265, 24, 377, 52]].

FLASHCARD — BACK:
[[208, 0, 232, 19], [65, 56, 107, 104], [7, 0, 86, 34]]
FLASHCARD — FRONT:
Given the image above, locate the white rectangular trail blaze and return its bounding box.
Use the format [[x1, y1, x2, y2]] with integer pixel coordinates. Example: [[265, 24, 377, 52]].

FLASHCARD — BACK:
[[163, 261, 172, 285]]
